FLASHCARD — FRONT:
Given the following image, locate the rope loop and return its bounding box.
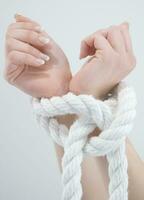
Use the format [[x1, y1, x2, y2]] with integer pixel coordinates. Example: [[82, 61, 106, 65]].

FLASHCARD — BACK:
[[32, 82, 137, 200]]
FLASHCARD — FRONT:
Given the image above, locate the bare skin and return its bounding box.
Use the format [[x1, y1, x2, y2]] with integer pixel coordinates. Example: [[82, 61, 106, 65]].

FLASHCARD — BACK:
[[54, 122, 144, 200], [70, 23, 136, 98], [4, 14, 144, 200], [4, 14, 71, 97]]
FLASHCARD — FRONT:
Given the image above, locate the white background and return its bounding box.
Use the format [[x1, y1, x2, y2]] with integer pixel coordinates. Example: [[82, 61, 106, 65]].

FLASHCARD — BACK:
[[0, 0, 144, 199]]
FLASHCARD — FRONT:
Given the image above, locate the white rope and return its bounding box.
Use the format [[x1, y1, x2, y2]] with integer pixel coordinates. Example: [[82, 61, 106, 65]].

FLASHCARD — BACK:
[[31, 82, 136, 200]]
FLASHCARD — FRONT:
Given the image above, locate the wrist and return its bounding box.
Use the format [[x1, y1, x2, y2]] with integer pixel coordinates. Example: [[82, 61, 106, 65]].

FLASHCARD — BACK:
[[56, 114, 77, 129]]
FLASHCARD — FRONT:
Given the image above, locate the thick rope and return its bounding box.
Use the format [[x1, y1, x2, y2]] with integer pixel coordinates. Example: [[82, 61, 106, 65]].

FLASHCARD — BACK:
[[31, 82, 136, 200]]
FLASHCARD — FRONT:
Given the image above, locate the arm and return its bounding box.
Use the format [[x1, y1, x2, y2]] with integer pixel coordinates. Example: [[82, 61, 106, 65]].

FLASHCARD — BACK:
[[54, 23, 144, 200], [55, 114, 109, 200], [4, 15, 144, 200], [55, 116, 144, 200]]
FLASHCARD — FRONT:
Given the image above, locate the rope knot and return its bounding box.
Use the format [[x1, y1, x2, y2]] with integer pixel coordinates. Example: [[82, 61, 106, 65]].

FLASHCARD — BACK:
[[32, 82, 137, 200]]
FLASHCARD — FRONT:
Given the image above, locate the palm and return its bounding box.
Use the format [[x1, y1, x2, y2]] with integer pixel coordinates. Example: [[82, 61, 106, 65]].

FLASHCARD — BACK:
[[7, 33, 72, 98]]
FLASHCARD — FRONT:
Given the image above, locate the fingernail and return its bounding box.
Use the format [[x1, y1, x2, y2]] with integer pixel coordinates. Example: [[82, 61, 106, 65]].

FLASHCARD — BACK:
[[14, 13, 19, 18], [14, 13, 21, 18], [35, 26, 45, 32], [36, 59, 45, 65], [39, 36, 50, 44], [40, 53, 50, 61]]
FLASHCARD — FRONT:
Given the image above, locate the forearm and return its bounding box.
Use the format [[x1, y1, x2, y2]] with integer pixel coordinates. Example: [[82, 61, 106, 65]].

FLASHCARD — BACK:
[[54, 115, 144, 200], [126, 139, 144, 200], [54, 146, 109, 199], [54, 115, 108, 199]]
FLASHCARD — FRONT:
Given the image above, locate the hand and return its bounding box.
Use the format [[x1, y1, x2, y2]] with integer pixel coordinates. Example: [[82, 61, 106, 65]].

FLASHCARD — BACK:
[[69, 22, 136, 99], [4, 14, 72, 98]]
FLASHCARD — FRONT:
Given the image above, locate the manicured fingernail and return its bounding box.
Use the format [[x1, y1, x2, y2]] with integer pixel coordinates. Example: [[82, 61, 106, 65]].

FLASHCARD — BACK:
[[39, 36, 50, 44], [36, 59, 45, 65], [14, 13, 19, 18], [15, 13, 22, 18], [40, 53, 50, 61], [35, 26, 44, 32]]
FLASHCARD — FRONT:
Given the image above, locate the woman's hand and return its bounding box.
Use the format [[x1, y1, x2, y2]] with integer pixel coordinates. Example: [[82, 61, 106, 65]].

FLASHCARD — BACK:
[[69, 23, 136, 99], [4, 14, 72, 98], [4, 16, 136, 100]]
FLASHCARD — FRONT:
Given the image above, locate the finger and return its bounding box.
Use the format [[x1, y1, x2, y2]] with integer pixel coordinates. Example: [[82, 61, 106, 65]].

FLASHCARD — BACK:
[[107, 26, 125, 53], [4, 63, 26, 85], [79, 40, 95, 59], [119, 22, 134, 53], [8, 50, 46, 67], [8, 22, 43, 33], [7, 29, 50, 47], [14, 14, 38, 25], [80, 30, 112, 59], [6, 38, 50, 61]]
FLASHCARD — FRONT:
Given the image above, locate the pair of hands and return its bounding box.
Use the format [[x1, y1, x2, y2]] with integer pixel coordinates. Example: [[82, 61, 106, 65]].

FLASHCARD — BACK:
[[4, 14, 136, 99]]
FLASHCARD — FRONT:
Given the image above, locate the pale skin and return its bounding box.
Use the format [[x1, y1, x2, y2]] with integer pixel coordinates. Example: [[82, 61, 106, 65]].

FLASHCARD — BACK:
[[4, 14, 144, 200]]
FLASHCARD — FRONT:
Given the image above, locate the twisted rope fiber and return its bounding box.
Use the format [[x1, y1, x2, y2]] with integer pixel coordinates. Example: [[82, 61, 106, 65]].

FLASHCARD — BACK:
[[32, 82, 137, 200]]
